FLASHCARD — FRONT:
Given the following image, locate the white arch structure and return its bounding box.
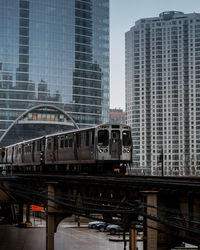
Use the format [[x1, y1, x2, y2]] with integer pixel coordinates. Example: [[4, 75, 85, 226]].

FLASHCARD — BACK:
[[0, 104, 79, 146]]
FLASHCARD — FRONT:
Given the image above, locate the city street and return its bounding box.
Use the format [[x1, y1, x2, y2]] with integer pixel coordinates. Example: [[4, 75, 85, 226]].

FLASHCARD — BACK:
[[0, 221, 143, 250]]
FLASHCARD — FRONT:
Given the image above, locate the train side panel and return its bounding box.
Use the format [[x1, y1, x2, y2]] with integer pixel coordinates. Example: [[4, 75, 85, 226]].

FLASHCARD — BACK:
[[13, 145, 18, 166], [17, 144, 23, 166], [45, 133, 75, 165], [6, 146, 14, 164], [76, 129, 96, 163], [23, 142, 33, 165], [57, 133, 75, 163]]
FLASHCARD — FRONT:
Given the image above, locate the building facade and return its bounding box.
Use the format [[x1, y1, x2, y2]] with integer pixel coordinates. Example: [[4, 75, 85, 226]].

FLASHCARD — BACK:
[[125, 11, 200, 176], [110, 108, 126, 124], [0, 0, 109, 139]]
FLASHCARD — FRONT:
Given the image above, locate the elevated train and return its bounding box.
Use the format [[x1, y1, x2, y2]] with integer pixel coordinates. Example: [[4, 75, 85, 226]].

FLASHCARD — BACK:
[[1, 123, 132, 174]]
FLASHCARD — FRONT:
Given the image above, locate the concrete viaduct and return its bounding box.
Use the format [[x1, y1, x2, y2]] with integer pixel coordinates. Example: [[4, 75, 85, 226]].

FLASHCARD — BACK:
[[1, 174, 200, 250]]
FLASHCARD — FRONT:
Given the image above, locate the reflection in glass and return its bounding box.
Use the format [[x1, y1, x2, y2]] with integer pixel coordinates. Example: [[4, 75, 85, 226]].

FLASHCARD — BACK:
[[0, 0, 109, 139]]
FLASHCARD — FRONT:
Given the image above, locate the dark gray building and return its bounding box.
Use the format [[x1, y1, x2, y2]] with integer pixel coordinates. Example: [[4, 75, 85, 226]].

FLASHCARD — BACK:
[[0, 0, 109, 142], [126, 11, 200, 176]]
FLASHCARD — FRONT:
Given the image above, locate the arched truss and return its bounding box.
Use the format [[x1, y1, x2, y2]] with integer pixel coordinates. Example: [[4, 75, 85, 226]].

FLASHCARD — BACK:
[[0, 104, 79, 144]]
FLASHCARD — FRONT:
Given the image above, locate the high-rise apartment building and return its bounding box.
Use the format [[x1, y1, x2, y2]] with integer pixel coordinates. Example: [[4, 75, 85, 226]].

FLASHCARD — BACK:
[[0, 0, 109, 138], [126, 11, 200, 176]]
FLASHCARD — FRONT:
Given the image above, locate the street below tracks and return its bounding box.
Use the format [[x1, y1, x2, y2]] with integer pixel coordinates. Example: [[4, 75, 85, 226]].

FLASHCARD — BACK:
[[0, 220, 143, 250]]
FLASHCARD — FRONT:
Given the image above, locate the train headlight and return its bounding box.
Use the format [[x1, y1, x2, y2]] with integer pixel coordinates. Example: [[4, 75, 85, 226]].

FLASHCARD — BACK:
[[123, 149, 127, 153], [99, 149, 103, 153], [104, 149, 108, 153]]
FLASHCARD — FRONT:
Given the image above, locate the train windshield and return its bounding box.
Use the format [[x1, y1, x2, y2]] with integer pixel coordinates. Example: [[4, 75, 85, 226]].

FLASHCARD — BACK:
[[122, 131, 132, 146], [98, 130, 109, 146]]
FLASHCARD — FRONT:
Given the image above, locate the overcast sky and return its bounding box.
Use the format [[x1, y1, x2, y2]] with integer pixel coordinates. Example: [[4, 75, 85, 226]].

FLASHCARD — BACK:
[[110, 0, 200, 110]]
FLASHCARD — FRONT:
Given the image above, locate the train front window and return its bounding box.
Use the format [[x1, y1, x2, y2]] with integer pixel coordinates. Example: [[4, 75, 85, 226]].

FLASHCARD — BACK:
[[111, 130, 120, 142], [98, 130, 109, 146], [123, 131, 132, 146]]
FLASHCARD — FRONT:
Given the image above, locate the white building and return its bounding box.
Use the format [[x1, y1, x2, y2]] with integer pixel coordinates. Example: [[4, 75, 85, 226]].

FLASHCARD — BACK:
[[125, 11, 200, 176]]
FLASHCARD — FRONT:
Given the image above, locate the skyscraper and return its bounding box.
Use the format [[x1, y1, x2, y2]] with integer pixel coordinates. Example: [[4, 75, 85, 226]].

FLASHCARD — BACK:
[[125, 11, 200, 176], [0, 0, 109, 138]]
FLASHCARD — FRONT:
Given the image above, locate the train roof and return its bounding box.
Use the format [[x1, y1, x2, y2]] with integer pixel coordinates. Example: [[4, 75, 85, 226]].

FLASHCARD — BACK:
[[2, 123, 131, 148], [45, 123, 130, 138], [4, 135, 45, 148], [45, 125, 95, 138]]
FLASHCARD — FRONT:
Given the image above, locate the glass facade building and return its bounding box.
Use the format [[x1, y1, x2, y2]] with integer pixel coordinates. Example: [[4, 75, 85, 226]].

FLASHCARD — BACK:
[[0, 0, 109, 138], [126, 11, 200, 176]]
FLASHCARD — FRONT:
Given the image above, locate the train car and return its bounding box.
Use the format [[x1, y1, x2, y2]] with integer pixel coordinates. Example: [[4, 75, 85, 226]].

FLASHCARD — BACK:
[[44, 123, 132, 173], [2, 123, 132, 174]]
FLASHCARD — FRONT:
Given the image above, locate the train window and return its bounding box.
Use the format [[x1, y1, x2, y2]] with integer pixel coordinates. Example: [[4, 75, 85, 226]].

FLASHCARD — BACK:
[[91, 130, 94, 145], [25, 144, 29, 153], [69, 139, 73, 147], [81, 132, 85, 147], [60, 137, 64, 148], [86, 131, 89, 146], [37, 141, 41, 151], [77, 133, 81, 147], [111, 131, 120, 143], [112, 131, 117, 139], [47, 139, 52, 150], [123, 131, 132, 146], [98, 130, 109, 146], [65, 138, 69, 148]]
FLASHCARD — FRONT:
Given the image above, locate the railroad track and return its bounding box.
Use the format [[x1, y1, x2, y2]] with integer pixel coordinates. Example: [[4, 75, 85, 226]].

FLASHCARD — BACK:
[[12, 173, 200, 194]]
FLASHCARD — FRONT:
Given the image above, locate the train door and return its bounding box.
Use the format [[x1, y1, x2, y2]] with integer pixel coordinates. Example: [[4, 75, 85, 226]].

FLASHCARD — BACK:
[[110, 130, 120, 159]]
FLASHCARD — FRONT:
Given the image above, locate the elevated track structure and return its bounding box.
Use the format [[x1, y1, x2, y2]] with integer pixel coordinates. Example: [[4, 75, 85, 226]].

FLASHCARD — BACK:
[[1, 174, 200, 250]]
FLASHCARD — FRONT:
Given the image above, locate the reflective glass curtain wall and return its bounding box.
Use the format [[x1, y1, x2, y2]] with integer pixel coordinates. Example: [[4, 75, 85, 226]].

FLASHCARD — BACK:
[[0, 0, 109, 137]]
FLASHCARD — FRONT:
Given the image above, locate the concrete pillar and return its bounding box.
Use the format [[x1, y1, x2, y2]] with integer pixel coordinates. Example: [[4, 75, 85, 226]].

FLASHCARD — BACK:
[[129, 226, 137, 250], [46, 213, 55, 250], [25, 204, 32, 227], [142, 191, 158, 250], [46, 184, 56, 250], [192, 197, 200, 230]]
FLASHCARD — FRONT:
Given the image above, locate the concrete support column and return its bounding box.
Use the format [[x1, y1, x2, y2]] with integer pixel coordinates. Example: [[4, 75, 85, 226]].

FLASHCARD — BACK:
[[192, 197, 200, 230], [142, 191, 158, 250], [46, 213, 55, 250], [129, 226, 137, 250], [46, 184, 56, 250], [25, 204, 32, 227]]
